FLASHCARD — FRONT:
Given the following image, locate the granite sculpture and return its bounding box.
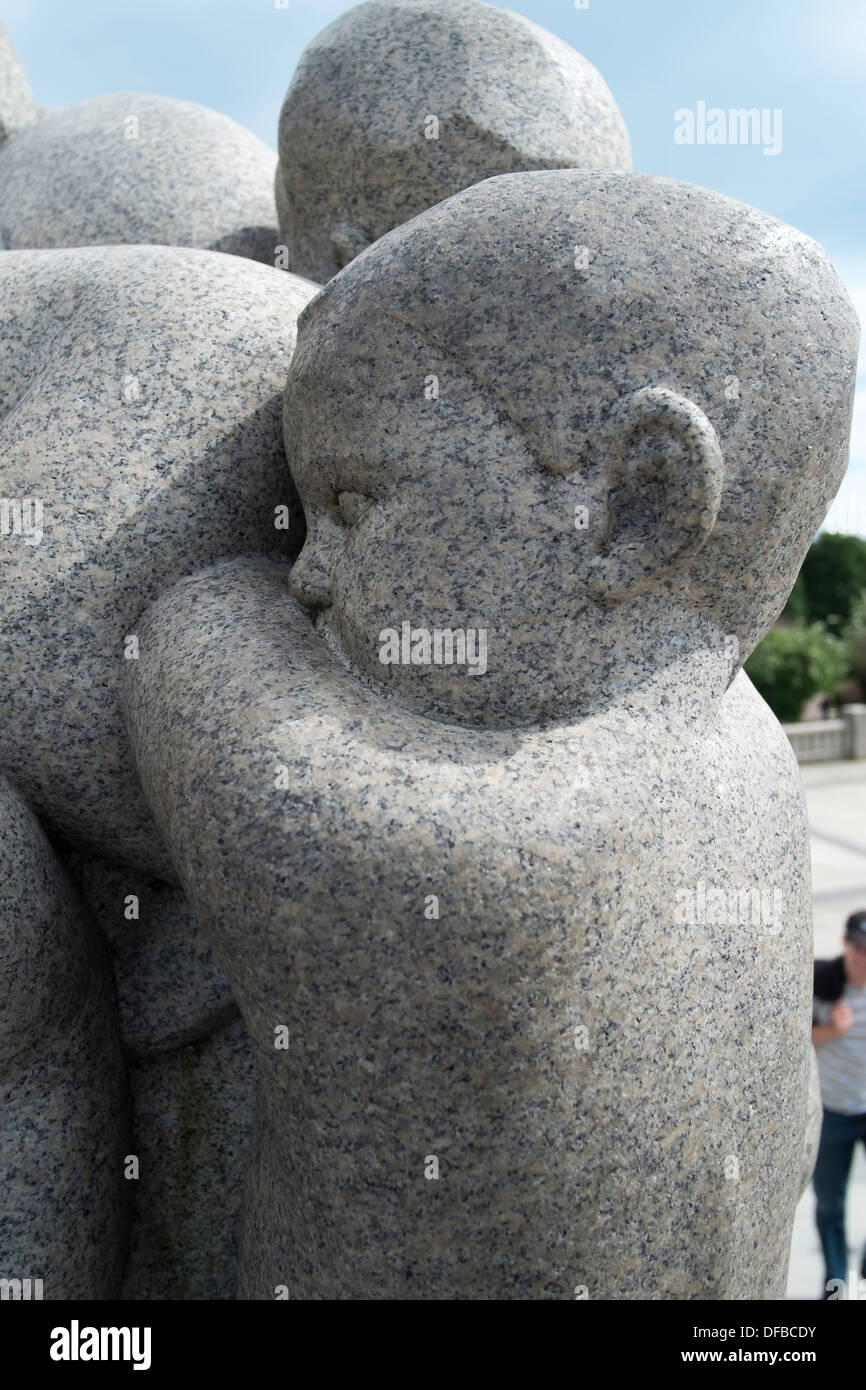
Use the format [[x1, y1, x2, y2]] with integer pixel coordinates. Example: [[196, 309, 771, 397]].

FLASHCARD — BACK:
[[0, 243, 315, 877], [801, 1048, 823, 1198], [0, 21, 37, 142], [0, 93, 281, 262], [0, 0, 856, 1303], [124, 171, 859, 1298], [0, 774, 127, 1299], [276, 0, 632, 281], [0, 242, 315, 1298], [0, 1, 642, 1303]]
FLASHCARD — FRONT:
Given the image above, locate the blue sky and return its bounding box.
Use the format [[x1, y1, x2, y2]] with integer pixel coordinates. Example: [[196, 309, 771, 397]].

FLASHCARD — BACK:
[[5, 0, 865, 530]]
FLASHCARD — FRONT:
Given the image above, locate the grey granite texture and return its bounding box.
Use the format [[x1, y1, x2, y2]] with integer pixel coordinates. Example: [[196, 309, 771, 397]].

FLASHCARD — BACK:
[[0, 244, 317, 881], [0, 774, 129, 1298], [0, 92, 280, 263], [123, 171, 858, 1299], [800, 1047, 822, 1198], [55, 843, 251, 1301], [120, 1017, 256, 1301], [283, 171, 859, 724], [125, 556, 814, 1299], [276, 0, 632, 282], [0, 22, 36, 142], [60, 847, 239, 1060]]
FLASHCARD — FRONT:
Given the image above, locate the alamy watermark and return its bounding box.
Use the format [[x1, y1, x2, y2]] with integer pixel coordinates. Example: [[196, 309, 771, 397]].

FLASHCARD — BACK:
[[379, 621, 488, 675], [0, 1276, 43, 1300], [826, 1270, 866, 1300], [0, 497, 43, 546], [49, 1321, 151, 1370], [674, 102, 782, 156], [674, 880, 783, 935]]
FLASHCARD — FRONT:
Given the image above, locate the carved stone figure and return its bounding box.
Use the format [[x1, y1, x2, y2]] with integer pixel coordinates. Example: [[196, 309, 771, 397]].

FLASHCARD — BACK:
[[276, 0, 632, 281], [124, 171, 859, 1297]]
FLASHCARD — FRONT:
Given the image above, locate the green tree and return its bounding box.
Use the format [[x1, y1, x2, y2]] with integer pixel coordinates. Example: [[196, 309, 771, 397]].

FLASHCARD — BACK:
[[745, 623, 847, 723], [842, 591, 866, 690], [780, 571, 807, 626], [801, 533, 866, 634]]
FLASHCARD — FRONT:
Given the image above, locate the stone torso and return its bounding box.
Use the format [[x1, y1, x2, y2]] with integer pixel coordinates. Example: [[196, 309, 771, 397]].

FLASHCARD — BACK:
[[125, 556, 812, 1299]]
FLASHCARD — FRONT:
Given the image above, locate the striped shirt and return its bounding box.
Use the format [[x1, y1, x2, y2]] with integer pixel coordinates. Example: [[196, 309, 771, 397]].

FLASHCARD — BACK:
[[813, 982, 866, 1115]]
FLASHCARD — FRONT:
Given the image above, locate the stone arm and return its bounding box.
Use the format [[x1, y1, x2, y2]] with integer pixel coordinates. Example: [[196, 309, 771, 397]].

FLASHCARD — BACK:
[[124, 555, 812, 1299]]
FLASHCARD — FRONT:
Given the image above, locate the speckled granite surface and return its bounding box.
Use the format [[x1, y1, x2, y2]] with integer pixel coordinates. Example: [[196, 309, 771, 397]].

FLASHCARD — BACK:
[[0, 244, 317, 880], [277, 0, 632, 281], [122, 171, 858, 1299], [124, 556, 813, 1299], [120, 1017, 255, 1301], [52, 840, 252, 1300], [0, 92, 280, 262], [0, 774, 129, 1298], [0, 22, 36, 143], [60, 847, 239, 1059], [800, 1048, 822, 1198], [0, 1, 856, 1293], [284, 170, 858, 723]]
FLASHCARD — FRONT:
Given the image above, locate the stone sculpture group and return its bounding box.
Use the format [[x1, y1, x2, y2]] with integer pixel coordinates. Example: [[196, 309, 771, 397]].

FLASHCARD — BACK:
[[0, 0, 858, 1300]]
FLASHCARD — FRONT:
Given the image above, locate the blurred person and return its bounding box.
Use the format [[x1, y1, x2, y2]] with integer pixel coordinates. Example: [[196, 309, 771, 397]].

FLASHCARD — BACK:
[[811, 910, 866, 1295]]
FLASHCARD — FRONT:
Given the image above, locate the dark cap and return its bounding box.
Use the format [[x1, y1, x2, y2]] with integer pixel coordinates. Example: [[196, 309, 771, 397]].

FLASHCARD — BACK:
[[845, 911, 866, 946]]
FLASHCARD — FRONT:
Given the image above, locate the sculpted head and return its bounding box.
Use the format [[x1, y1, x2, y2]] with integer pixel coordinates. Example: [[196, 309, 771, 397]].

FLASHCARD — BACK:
[[284, 169, 859, 726], [276, 0, 631, 283]]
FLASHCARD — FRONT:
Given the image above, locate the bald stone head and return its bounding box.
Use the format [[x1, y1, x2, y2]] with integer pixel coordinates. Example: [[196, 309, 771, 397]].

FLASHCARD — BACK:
[[0, 93, 280, 263], [284, 170, 859, 726], [277, 0, 632, 283], [0, 21, 37, 142]]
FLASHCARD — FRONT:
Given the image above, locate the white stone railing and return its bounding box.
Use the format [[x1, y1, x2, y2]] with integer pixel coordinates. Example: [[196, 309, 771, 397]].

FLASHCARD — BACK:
[[783, 704, 866, 763]]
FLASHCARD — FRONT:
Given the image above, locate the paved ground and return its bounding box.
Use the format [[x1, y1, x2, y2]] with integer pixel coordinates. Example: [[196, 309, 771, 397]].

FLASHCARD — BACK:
[[786, 761, 866, 1300]]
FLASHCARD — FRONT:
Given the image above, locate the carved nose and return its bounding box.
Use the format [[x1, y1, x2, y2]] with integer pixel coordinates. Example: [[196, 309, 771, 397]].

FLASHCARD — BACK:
[[288, 540, 332, 610]]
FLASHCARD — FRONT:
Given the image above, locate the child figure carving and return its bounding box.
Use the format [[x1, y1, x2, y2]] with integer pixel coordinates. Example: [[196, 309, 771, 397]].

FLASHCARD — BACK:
[[125, 170, 859, 1299]]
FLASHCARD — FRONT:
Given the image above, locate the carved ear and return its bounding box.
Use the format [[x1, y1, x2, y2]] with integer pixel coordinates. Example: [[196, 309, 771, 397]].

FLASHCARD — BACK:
[[587, 386, 724, 604], [330, 221, 371, 272]]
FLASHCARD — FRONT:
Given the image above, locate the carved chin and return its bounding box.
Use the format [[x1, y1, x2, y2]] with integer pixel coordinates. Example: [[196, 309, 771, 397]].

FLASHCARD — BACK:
[[313, 604, 342, 657], [313, 606, 371, 687]]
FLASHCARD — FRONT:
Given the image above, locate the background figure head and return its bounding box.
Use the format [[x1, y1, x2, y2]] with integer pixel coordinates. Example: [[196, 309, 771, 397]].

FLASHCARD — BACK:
[[276, 0, 632, 283], [843, 911, 866, 987], [0, 93, 280, 263], [284, 169, 859, 727], [0, 20, 37, 142]]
